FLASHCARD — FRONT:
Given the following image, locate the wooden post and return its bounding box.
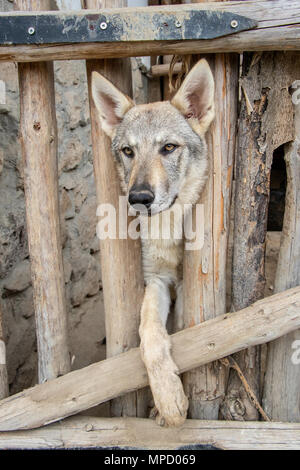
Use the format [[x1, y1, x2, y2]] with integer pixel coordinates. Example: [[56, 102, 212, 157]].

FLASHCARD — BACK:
[[147, 4, 163, 103], [0, 0, 10, 406], [0, 285, 300, 431], [223, 52, 296, 420], [182, 0, 239, 420], [263, 55, 300, 422], [85, 0, 147, 418], [15, 0, 70, 383]]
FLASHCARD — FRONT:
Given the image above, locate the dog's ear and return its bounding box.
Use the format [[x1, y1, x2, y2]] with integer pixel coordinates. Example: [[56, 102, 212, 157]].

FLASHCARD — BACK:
[[92, 71, 134, 138], [171, 59, 215, 136]]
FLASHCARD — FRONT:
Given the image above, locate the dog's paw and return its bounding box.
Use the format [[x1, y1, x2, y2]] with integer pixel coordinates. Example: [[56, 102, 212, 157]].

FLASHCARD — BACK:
[[150, 371, 189, 427], [140, 328, 188, 427]]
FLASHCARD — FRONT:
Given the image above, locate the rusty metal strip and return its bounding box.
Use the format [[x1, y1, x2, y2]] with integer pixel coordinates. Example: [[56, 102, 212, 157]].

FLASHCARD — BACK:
[[0, 10, 257, 45]]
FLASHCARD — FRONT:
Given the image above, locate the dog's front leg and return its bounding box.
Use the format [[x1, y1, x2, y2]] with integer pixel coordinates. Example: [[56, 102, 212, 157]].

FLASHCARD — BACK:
[[139, 278, 188, 427]]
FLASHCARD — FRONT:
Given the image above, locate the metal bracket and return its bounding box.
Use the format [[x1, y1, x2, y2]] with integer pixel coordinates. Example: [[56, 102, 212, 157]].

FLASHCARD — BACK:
[[0, 9, 257, 45]]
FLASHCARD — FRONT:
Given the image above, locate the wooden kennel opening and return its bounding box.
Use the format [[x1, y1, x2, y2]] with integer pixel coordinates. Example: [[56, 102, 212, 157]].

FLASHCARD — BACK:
[[0, 0, 299, 450]]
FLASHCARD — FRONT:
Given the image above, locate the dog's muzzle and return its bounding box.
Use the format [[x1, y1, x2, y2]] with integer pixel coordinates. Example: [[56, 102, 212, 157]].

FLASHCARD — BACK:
[[128, 183, 155, 210]]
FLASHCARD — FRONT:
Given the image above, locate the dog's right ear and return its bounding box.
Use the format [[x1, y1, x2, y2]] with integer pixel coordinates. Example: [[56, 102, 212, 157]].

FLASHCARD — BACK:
[[171, 59, 215, 137], [92, 71, 134, 138]]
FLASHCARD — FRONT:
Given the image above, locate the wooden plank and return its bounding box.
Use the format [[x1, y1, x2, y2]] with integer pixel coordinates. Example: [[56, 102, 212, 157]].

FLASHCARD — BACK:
[[15, 0, 70, 383], [182, 0, 238, 421], [85, 0, 147, 419], [223, 52, 299, 421], [0, 285, 300, 431], [1, 416, 300, 450], [151, 62, 183, 77], [263, 69, 300, 422], [0, 0, 11, 405], [0, 1, 300, 62]]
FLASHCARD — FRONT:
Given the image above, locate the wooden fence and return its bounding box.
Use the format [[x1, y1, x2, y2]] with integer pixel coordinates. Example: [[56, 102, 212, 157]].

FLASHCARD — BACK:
[[0, 0, 299, 449]]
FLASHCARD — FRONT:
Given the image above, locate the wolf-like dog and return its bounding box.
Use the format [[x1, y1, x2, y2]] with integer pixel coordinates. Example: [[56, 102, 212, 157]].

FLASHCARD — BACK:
[[92, 59, 215, 427]]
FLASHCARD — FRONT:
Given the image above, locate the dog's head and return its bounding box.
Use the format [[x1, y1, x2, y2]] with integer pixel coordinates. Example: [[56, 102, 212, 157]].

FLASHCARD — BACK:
[[92, 59, 214, 215]]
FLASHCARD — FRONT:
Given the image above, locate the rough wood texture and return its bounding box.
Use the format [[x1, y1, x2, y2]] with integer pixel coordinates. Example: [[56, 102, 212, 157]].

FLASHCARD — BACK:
[[1, 2, 300, 62], [263, 64, 300, 422], [151, 62, 182, 77], [0, 304, 8, 400], [182, 0, 238, 421], [85, 0, 147, 419], [147, 1, 162, 104], [0, 285, 300, 431], [1, 416, 300, 450], [0, 0, 10, 404], [222, 52, 297, 421], [15, 0, 70, 383]]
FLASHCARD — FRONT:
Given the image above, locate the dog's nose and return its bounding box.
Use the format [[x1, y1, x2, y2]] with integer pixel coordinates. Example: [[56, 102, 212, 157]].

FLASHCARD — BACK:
[[128, 184, 155, 208]]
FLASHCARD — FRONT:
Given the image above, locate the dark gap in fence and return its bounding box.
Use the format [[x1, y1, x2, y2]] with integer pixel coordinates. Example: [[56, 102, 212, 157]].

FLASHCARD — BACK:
[[267, 144, 286, 231]]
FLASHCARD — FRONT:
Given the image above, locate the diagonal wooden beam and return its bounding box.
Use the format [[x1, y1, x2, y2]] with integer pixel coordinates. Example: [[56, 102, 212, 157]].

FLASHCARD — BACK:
[[0, 285, 300, 431]]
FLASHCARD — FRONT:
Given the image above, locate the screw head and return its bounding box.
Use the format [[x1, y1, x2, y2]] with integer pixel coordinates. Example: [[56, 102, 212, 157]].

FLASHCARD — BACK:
[[231, 20, 238, 28], [175, 20, 181, 28], [28, 26, 35, 35], [100, 22, 108, 30]]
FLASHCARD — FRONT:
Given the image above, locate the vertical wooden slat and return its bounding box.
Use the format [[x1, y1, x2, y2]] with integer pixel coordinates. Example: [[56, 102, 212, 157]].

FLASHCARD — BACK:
[[221, 53, 263, 421], [263, 57, 300, 422], [182, 0, 239, 420], [15, 0, 70, 383], [223, 52, 296, 420], [85, 0, 147, 418], [0, 0, 11, 406]]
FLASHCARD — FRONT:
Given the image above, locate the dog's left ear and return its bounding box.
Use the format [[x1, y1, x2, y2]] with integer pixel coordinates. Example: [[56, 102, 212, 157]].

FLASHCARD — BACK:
[[171, 59, 215, 136], [92, 71, 134, 138]]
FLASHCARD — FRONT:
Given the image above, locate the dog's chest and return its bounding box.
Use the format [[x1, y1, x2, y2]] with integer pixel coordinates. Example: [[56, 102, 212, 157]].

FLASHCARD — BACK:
[[140, 212, 184, 284]]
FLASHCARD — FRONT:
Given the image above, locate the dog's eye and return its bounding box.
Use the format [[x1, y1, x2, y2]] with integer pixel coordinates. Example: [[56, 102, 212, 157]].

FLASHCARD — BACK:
[[122, 147, 134, 158], [161, 143, 177, 154]]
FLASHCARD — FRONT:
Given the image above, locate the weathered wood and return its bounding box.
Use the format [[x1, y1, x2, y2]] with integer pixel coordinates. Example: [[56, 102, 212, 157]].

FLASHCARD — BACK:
[[0, 303, 8, 400], [1, 2, 300, 62], [263, 74, 300, 422], [147, 0, 163, 104], [182, 0, 238, 420], [85, 0, 147, 418], [0, 0, 11, 404], [15, 0, 70, 383], [0, 285, 300, 432], [148, 57, 162, 104], [1, 416, 300, 450], [222, 52, 297, 421], [151, 62, 183, 78]]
